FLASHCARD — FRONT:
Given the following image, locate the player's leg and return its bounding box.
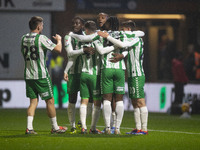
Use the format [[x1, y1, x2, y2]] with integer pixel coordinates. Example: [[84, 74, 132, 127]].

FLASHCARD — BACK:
[[39, 77, 67, 134], [25, 80, 38, 134], [126, 76, 141, 134], [114, 94, 124, 135], [89, 75, 102, 134], [68, 93, 77, 131], [132, 99, 141, 131], [45, 97, 58, 128], [110, 95, 116, 132], [127, 76, 148, 135], [101, 68, 114, 134], [103, 93, 112, 134], [80, 73, 90, 134], [90, 100, 102, 134], [67, 74, 80, 132], [87, 97, 93, 117], [45, 97, 67, 133], [80, 98, 89, 134], [113, 69, 125, 134], [26, 98, 38, 134], [135, 76, 148, 134], [137, 98, 148, 134]]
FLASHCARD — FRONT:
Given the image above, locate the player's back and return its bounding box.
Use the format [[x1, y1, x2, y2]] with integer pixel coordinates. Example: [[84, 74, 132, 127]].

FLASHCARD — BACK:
[[101, 31, 126, 70], [126, 36, 145, 77], [81, 42, 101, 75], [21, 32, 50, 80]]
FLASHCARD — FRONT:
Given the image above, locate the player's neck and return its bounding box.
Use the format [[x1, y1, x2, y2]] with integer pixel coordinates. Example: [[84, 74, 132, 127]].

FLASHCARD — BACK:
[[30, 30, 40, 34]]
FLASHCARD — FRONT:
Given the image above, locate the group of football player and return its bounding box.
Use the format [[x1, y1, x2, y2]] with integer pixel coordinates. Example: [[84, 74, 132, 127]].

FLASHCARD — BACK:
[[22, 13, 148, 135], [63, 13, 148, 135]]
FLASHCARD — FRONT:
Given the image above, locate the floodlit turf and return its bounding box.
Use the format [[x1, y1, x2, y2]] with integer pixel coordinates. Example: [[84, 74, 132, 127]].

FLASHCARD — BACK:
[[0, 109, 200, 150]]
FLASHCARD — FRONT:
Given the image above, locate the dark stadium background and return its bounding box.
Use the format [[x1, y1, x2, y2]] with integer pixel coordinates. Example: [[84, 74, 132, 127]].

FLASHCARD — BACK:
[[1, 1, 200, 150], [0, 0, 200, 113]]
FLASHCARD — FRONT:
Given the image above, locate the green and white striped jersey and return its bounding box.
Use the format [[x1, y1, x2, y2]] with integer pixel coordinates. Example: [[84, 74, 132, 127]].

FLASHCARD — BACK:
[[93, 31, 126, 70], [81, 42, 101, 75], [124, 34, 145, 77], [65, 34, 83, 74], [106, 31, 145, 77], [21, 32, 56, 80]]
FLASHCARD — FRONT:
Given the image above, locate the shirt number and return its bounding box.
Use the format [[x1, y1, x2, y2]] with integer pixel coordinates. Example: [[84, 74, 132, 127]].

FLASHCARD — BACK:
[[23, 46, 39, 61]]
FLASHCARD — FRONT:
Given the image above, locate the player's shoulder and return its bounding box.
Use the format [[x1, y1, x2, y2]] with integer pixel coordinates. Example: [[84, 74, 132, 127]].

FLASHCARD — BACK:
[[21, 33, 30, 39], [39, 34, 53, 43], [64, 34, 71, 40], [39, 34, 55, 46], [39, 34, 48, 39], [64, 34, 72, 45]]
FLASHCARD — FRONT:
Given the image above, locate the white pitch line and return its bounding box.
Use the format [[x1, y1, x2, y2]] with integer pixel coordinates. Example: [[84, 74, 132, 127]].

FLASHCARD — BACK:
[[65, 124, 200, 135]]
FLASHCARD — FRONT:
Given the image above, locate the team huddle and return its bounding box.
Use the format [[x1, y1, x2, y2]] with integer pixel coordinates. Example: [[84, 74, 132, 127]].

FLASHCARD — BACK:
[[21, 13, 148, 135]]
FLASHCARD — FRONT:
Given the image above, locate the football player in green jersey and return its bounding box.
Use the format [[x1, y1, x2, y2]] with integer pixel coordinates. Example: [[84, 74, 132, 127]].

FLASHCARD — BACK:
[[97, 12, 109, 30], [21, 16, 67, 134], [63, 17, 94, 134], [65, 19, 116, 134], [94, 16, 126, 135], [64, 16, 85, 134], [70, 16, 127, 135], [78, 21, 102, 134], [98, 20, 148, 135], [97, 13, 116, 133]]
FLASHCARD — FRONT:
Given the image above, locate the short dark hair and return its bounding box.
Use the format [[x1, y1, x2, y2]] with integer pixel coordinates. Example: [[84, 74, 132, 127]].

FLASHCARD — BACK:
[[121, 20, 136, 31], [72, 16, 85, 25], [84, 21, 97, 32], [29, 16, 43, 30]]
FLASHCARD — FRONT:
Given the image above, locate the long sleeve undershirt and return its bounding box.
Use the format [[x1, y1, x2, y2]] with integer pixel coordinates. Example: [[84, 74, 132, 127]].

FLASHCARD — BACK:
[[93, 40, 115, 55], [107, 36, 140, 48]]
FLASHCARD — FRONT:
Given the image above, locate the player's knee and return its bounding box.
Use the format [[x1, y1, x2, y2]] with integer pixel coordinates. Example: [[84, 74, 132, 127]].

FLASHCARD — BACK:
[[103, 93, 112, 101], [45, 98, 55, 105], [137, 98, 146, 107], [69, 93, 78, 103]]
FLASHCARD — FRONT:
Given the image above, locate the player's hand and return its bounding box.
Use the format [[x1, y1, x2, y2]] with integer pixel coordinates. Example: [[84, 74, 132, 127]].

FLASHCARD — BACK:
[[109, 53, 124, 63], [53, 34, 62, 41], [97, 31, 109, 38], [64, 73, 69, 82], [83, 47, 95, 55]]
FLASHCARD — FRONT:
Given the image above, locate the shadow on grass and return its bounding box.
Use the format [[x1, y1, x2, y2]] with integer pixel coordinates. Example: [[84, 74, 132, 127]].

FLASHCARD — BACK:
[[0, 130, 133, 139]]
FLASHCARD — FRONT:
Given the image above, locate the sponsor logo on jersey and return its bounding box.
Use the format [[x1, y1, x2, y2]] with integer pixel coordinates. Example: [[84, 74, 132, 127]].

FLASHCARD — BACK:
[[93, 90, 100, 95], [40, 92, 49, 98], [116, 86, 124, 92]]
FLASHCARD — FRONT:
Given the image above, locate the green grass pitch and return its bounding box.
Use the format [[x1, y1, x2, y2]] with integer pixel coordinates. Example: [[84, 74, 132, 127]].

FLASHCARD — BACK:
[[0, 109, 200, 150]]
